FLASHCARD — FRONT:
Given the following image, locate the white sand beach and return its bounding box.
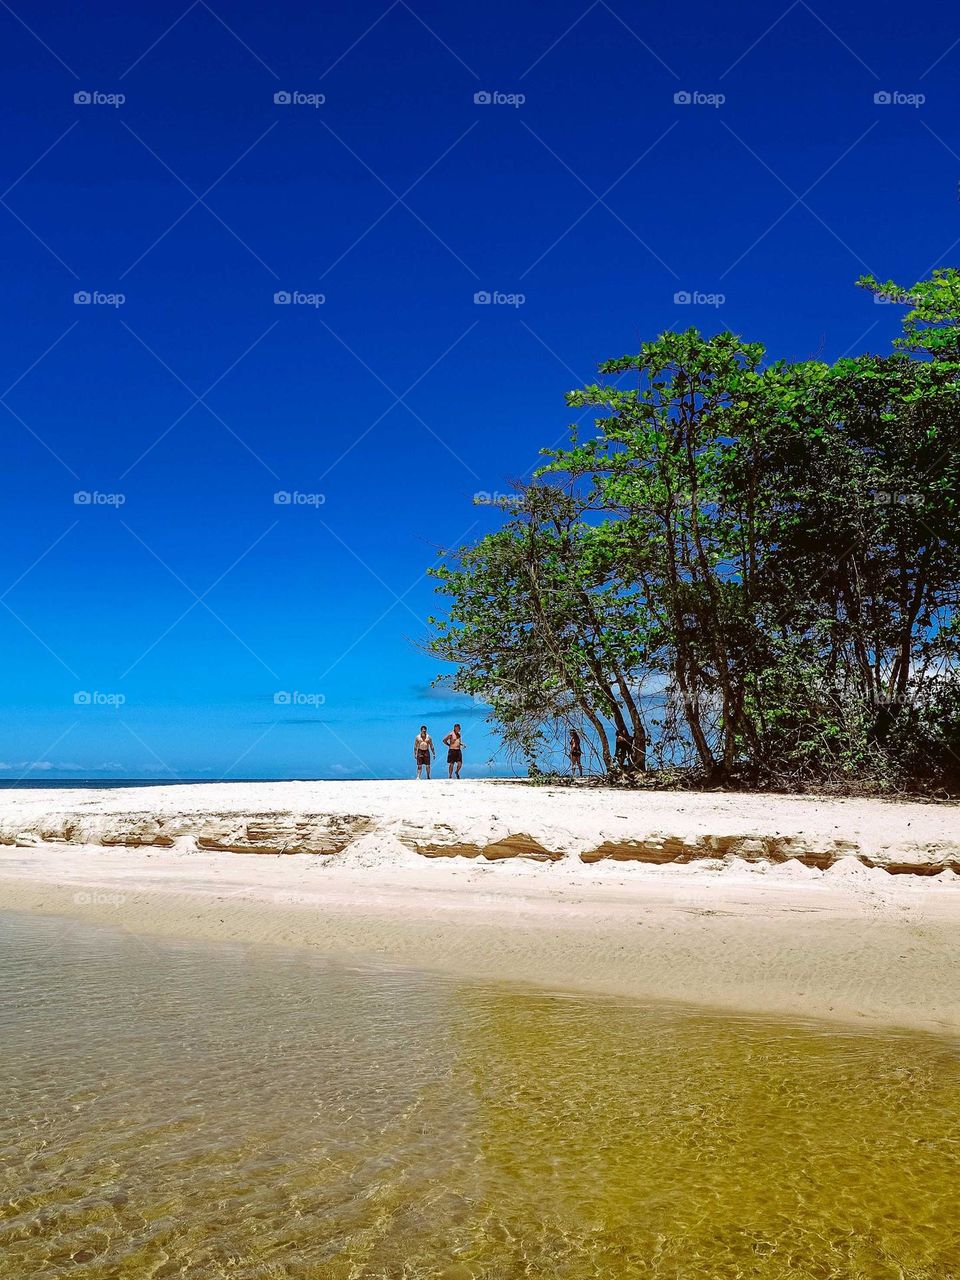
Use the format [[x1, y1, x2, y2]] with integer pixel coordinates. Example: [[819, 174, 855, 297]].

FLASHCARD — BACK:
[[0, 779, 958, 1034]]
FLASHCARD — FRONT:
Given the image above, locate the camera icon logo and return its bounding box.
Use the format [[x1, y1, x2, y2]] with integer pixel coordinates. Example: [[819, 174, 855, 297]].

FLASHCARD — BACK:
[[274, 290, 291, 304], [74, 90, 92, 104], [274, 691, 292, 705], [74, 290, 91, 304], [274, 91, 292, 104], [74, 691, 92, 705], [673, 290, 692, 304], [73, 490, 92, 504], [474, 91, 492, 104], [874, 90, 892, 104], [673, 90, 692, 105], [473, 290, 491, 304], [273, 491, 292, 505]]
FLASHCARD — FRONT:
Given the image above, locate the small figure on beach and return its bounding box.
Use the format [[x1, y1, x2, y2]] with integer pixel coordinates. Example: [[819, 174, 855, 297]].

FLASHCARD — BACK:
[[615, 726, 634, 771], [568, 728, 583, 777], [443, 724, 465, 778], [413, 726, 435, 779]]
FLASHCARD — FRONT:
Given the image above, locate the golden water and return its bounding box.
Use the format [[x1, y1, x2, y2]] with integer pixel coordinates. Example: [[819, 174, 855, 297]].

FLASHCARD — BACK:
[[1, 910, 958, 1279]]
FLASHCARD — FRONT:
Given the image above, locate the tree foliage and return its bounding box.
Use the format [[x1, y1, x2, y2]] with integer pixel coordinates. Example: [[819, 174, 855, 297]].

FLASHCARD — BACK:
[[428, 273, 960, 791]]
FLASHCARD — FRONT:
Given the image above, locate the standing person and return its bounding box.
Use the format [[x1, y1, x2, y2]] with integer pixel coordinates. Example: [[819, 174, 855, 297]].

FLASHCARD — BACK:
[[443, 723, 465, 779], [568, 728, 583, 777], [413, 725, 435, 779], [615, 726, 634, 771]]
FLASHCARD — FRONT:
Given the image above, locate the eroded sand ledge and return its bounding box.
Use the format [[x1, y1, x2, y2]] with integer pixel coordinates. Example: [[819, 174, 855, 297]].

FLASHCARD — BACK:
[[0, 778, 957, 872], [0, 781, 958, 1034]]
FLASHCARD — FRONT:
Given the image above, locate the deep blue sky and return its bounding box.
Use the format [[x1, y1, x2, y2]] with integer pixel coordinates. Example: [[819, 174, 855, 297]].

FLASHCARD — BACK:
[[1, 0, 958, 779]]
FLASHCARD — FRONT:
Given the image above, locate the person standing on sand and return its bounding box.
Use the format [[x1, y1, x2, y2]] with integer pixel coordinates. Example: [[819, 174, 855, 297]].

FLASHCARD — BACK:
[[569, 728, 583, 777], [413, 726, 435, 779], [443, 724, 465, 778]]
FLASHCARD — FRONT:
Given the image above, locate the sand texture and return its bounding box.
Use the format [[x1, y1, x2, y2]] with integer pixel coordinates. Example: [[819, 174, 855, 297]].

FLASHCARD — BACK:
[[0, 780, 957, 1034]]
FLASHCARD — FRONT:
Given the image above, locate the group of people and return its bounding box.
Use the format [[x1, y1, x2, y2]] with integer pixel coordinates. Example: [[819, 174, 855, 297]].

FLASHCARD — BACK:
[[414, 724, 634, 780], [413, 724, 466, 779]]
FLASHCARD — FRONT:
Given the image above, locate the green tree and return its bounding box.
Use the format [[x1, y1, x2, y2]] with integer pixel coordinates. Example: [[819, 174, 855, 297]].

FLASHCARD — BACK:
[[428, 484, 651, 772], [428, 275, 960, 791], [541, 330, 771, 778]]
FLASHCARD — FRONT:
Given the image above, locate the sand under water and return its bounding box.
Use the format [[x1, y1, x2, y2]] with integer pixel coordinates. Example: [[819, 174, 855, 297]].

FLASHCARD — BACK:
[[2, 909, 959, 1280], [2, 783, 959, 1276]]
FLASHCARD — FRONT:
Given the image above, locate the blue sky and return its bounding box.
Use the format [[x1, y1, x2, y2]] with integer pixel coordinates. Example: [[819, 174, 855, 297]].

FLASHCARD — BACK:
[[1, 0, 958, 779]]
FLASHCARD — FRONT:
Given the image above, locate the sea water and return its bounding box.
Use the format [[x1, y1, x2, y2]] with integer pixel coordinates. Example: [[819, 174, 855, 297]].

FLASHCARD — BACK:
[[0, 909, 958, 1279]]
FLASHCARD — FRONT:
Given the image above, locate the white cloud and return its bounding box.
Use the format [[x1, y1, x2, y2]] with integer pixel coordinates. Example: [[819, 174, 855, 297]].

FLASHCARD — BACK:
[[0, 760, 126, 773]]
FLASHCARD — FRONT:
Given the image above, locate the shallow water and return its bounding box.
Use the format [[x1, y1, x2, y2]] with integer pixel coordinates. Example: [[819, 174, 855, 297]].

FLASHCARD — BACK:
[[0, 911, 958, 1279]]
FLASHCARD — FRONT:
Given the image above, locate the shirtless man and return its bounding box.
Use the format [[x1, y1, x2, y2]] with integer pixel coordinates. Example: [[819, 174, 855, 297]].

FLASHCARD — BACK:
[[413, 725, 435, 779], [442, 723, 465, 778]]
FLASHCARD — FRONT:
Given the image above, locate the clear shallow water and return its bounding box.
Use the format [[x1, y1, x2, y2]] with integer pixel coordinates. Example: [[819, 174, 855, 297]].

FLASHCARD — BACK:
[[1, 911, 958, 1280]]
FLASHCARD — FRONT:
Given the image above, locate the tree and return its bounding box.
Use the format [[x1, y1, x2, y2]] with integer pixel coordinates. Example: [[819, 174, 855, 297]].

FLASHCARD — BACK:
[[427, 274, 960, 791], [428, 484, 651, 772], [541, 330, 772, 779], [859, 268, 960, 356]]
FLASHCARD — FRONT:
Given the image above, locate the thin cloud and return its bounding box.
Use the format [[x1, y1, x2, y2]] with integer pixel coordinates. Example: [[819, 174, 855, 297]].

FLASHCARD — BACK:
[[0, 760, 127, 773]]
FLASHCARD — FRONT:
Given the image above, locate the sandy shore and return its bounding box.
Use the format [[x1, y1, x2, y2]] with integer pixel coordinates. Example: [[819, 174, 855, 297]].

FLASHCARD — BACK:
[[0, 780, 958, 1034]]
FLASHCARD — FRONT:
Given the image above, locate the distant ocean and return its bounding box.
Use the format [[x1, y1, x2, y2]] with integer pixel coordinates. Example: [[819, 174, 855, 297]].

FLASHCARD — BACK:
[[0, 778, 332, 790], [0, 774, 506, 789]]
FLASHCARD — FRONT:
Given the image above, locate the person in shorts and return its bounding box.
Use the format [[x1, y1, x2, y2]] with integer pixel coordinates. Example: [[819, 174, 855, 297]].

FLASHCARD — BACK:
[[443, 723, 465, 778], [413, 726, 434, 779]]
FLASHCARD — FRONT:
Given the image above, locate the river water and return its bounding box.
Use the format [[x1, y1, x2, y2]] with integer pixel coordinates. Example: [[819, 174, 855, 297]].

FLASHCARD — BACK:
[[1, 909, 958, 1279]]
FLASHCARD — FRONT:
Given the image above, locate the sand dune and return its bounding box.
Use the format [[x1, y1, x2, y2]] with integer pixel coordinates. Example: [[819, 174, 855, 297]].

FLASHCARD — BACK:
[[0, 780, 957, 1035]]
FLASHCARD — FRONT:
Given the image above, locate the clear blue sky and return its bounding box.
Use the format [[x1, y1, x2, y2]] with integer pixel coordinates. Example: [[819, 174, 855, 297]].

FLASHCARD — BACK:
[[1, 0, 957, 779]]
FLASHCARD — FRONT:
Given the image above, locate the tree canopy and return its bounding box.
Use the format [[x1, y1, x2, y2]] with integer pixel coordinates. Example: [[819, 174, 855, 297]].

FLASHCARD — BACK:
[[427, 271, 960, 792]]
